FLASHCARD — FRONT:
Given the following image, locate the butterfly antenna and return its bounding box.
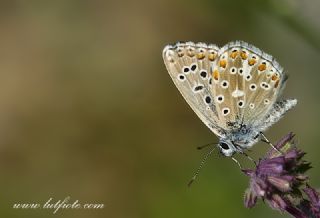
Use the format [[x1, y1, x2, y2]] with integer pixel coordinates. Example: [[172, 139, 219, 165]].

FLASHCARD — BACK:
[[196, 142, 216, 150], [188, 146, 216, 187], [260, 132, 283, 155]]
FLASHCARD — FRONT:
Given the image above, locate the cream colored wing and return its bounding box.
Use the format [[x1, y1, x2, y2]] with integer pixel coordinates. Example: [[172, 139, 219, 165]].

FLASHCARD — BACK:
[[162, 42, 225, 137], [210, 41, 289, 129]]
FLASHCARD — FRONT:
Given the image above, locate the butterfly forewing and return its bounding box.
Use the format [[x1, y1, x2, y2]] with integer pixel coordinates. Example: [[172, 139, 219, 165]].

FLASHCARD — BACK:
[[163, 42, 225, 137]]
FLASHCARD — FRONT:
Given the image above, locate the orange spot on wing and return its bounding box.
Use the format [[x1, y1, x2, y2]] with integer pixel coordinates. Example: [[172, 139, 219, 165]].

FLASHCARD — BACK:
[[271, 74, 278, 81], [240, 51, 248, 60], [196, 53, 205, 60], [258, 63, 267, 71], [213, 70, 219, 80], [187, 48, 195, 57], [208, 53, 216, 61], [248, 59, 256, 66], [230, 51, 238, 59], [219, 60, 227, 68]]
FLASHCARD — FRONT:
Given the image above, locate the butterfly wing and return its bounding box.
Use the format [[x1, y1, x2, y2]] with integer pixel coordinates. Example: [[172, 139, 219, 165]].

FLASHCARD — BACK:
[[162, 42, 225, 137], [259, 98, 297, 132], [210, 41, 294, 130]]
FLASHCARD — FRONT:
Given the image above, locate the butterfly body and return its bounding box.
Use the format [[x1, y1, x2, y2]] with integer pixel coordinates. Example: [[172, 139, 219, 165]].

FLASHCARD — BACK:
[[163, 41, 297, 157]]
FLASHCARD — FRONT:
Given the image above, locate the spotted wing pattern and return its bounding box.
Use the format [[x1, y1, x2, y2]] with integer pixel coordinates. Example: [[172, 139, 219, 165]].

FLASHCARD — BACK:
[[210, 41, 288, 130], [163, 42, 225, 137], [163, 41, 296, 138]]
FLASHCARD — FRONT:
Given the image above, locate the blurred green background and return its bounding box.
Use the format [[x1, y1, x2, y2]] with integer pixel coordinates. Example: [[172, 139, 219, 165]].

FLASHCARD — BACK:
[[0, 0, 319, 218]]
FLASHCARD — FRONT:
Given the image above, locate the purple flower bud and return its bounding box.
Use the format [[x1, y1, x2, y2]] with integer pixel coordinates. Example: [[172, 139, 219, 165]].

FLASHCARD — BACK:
[[242, 132, 318, 218], [295, 174, 308, 181], [267, 176, 292, 192], [242, 169, 254, 177], [244, 188, 257, 208], [251, 178, 266, 197], [303, 184, 320, 217], [257, 157, 285, 176], [267, 194, 287, 210], [285, 149, 303, 160], [304, 185, 320, 206], [266, 132, 295, 158]]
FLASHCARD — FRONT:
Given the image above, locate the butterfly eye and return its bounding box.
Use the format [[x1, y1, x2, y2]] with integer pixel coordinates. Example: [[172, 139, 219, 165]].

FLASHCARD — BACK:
[[220, 142, 230, 150]]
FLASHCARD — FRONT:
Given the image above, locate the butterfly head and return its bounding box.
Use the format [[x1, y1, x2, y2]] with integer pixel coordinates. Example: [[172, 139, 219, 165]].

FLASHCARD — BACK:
[[218, 130, 260, 156], [218, 139, 237, 157]]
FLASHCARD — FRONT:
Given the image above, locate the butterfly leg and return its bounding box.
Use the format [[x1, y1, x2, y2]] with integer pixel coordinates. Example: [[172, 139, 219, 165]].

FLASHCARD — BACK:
[[231, 157, 242, 169], [259, 132, 283, 155], [234, 143, 256, 166], [242, 152, 257, 166]]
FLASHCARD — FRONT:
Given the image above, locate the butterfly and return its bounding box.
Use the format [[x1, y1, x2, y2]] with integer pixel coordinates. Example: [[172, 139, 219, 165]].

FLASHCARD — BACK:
[[162, 41, 297, 157]]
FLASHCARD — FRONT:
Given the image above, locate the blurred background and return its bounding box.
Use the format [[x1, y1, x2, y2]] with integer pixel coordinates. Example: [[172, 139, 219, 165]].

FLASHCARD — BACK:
[[0, 0, 319, 217]]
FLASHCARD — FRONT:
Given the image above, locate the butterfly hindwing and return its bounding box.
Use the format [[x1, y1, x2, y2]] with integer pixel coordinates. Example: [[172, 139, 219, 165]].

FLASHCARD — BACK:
[[210, 41, 288, 130], [259, 98, 297, 132]]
